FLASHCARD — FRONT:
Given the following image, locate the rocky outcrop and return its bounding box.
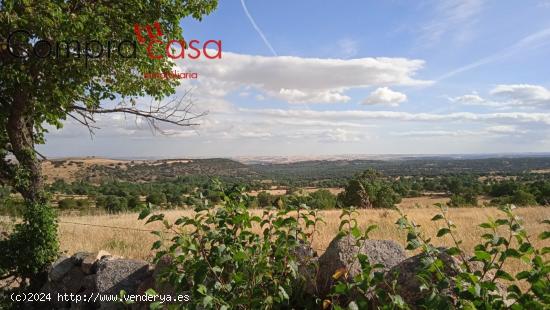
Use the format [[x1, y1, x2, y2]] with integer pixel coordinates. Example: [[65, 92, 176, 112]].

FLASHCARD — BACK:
[[34, 251, 154, 310], [383, 250, 459, 307], [316, 235, 406, 297]]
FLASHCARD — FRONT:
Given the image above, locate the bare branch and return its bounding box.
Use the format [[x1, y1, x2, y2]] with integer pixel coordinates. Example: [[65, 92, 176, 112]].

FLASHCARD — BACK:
[[68, 90, 206, 135]]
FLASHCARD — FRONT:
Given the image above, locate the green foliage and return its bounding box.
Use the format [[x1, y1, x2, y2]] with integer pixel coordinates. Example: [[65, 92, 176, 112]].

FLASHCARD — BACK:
[[141, 181, 323, 309], [338, 169, 401, 209], [0, 202, 59, 286], [138, 180, 549, 308], [57, 198, 78, 209], [328, 204, 550, 309], [307, 189, 337, 209], [96, 195, 128, 213], [257, 191, 275, 208], [448, 189, 478, 207], [0, 0, 219, 301], [146, 192, 167, 206]]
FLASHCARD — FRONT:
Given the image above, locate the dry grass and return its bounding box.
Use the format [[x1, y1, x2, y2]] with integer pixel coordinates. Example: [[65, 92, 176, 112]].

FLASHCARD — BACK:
[[57, 206, 549, 279]]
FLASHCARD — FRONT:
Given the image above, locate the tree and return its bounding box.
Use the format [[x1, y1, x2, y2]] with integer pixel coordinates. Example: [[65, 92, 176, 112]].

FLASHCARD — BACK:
[[0, 0, 218, 288], [146, 191, 167, 206], [337, 179, 372, 208], [257, 191, 274, 208], [307, 189, 337, 209], [338, 169, 401, 209]]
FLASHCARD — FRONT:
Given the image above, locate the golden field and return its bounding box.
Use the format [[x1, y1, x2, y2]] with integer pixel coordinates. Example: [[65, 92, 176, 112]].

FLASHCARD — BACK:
[[55, 205, 549, 279]]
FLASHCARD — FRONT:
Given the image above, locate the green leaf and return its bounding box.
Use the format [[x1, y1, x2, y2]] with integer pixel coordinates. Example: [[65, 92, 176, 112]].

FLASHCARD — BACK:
[[538, 231, 550, 240], [431, 214, 444, 221], [351, 226, 362, 239], [151, 240, 162, 250], [196, 284, 207, 295], [138, 208, 151, 220], [516, 271, 530, 280], [437, 228, 451, 237], [474, 250, 492, 262], [446, 247, 462, 256], [495, 270, 515, 281], [479, 223, 493, 229]]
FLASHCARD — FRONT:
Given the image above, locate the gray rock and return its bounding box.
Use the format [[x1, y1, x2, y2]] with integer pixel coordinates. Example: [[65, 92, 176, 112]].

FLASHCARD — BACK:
[[316, 235, 406, 296], [82, 274, 97, 291], [293, 242, 319, 295], [71, 252, 92, 266], [38, 281, 70, 309], [94, 258, 152, 309], [81, 250, 112, 275], [384, 251, 459, 307], [61, 266, 85, 293], [49, 255, 74, 282]]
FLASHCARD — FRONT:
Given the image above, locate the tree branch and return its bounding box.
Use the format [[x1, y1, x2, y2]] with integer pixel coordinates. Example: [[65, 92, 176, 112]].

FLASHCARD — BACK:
[[69, 92, 206, 135]]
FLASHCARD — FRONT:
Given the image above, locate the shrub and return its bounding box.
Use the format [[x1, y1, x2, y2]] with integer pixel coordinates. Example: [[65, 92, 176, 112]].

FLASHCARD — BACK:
[[57, 198, 78, 209], [307, 189, 337, 209], [448, 190, 478, 207], [328, 204, 550, 309], [141, 180, 549, 309], [256, 191, 274, 208], [146, 192, 167, 206], [141, 181, 323, 309], [96, 195, 128, 213]]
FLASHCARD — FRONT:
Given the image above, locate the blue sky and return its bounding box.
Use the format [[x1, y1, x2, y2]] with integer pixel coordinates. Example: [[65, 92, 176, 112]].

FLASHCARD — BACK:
[[42, 0, 550, 158]]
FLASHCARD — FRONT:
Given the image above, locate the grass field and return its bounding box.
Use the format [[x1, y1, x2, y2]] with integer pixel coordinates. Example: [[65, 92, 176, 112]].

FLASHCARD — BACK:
[[56, 205, 549, 280]]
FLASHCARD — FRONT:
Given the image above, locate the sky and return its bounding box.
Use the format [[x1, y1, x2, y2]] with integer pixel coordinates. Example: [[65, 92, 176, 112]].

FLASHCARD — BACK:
[[41, 0, 550, 158]]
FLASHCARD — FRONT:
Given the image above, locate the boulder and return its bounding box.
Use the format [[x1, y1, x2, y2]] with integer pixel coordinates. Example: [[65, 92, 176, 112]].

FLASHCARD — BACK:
[[71, 252, 92, 266], [384, 250, 459, 307], [38, 281, 70, 310], [293, 241, 319, 295], [316, 235, 406, 296], [61, 266, 86, 293], [49, 255, 74, 282], [94, 258, 152, 309], [81, 250, 112, 274]]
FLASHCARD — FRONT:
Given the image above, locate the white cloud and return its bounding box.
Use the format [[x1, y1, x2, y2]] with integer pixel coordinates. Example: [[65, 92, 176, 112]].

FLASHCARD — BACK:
[[450, 84, 550, 108], [448, 92, 500, 107], [362, 87, 407, 106], [242, 108, 550, 125], [486, 125, 525, 134], [392, 125, 526, 138], [177, 51, 431, 104], [490, 84, 550, 107]]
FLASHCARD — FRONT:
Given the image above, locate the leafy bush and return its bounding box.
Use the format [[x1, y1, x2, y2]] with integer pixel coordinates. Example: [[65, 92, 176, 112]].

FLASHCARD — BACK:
[[448, 189, 478, 207], [141, 180, 549, 309], [140, 181, 323, 309], [328, 204, 550, 309], [57, 198, 78, 209], [307, 189, 337, 209], [96, 195, 128, 213]]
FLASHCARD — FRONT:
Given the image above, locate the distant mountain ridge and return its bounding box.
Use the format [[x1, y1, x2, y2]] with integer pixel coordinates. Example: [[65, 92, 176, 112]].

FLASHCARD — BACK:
[[41, 155, 550, 184]]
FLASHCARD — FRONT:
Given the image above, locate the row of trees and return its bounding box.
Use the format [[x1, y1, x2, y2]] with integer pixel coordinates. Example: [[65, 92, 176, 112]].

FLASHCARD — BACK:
[[33, 169, 550, 212]]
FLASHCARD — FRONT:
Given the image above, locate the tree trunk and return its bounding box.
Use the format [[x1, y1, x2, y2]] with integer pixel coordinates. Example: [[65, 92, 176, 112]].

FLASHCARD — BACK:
[[7, 93, 45, 204], [5, 93, 55, 290]]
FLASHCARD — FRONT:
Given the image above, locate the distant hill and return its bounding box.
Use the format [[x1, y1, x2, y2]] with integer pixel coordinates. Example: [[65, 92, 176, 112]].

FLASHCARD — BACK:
[[41, 156, 550, 184], [41, 157, 257, 184]]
